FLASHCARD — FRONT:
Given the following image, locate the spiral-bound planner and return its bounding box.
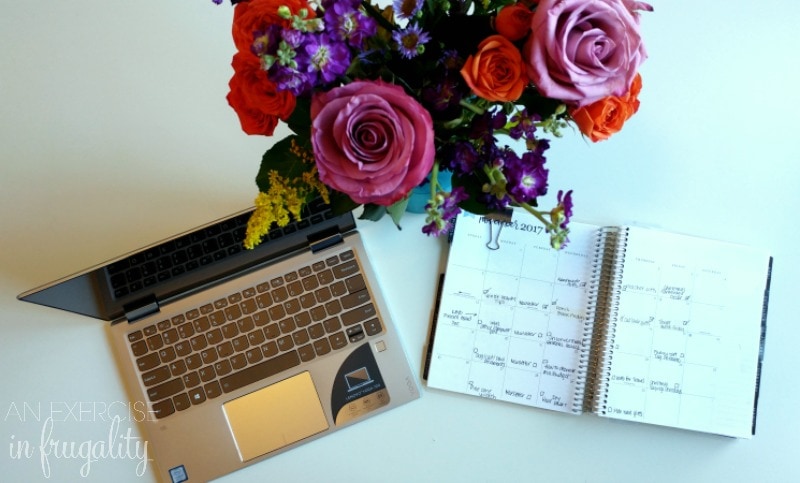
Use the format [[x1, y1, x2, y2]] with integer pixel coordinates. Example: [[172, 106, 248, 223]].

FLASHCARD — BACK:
[[424, 209, 772, 438]]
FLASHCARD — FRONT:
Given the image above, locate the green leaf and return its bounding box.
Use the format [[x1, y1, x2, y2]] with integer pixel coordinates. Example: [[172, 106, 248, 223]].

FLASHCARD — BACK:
[[359, 204, 386, 222], [329, 190, 360, 216], [286, 97, 312, 139], [255, 134, 311, 194], [386, 197, 410, 230]]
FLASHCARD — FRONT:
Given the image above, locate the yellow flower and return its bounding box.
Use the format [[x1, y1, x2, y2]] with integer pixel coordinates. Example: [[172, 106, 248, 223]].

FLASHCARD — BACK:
[[243, 165, 331, 249], [244, 171, 299, 249]]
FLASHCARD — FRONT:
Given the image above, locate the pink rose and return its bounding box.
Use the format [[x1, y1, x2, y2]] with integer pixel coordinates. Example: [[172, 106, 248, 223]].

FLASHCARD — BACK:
[[310, 80, 435, 206], [524, 0, 650, 107]]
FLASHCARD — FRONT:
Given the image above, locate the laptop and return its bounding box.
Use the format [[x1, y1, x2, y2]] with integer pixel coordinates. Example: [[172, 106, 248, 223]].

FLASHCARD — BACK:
[[17, 198, 421, 482]]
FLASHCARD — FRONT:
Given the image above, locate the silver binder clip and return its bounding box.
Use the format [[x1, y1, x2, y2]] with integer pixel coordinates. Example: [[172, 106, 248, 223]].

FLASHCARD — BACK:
[[484, 208, 513, 250], [486, 222, 503, 250]]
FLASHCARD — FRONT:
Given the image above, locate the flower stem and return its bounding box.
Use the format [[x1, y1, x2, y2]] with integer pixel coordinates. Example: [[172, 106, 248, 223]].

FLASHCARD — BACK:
[[514, 199, 553, 229], [459, 99, 486, 116], [430, 161, 440, 202]]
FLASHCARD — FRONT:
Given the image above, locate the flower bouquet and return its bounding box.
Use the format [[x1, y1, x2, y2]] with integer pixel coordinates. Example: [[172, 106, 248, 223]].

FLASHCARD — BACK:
[[212, 0, 652, 249]]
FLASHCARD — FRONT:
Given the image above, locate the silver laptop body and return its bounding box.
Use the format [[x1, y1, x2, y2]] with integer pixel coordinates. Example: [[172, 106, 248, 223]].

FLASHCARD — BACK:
[[18, 204, 420, 482]]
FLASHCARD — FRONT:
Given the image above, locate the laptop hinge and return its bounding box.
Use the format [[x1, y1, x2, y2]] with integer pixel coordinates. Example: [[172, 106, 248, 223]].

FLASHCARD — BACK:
[[122, 294, 160, 323], [309, 232, 344, 253]]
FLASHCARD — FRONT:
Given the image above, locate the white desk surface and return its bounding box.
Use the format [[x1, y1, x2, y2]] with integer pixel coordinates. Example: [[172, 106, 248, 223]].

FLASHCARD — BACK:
[[2, 1, 799, 482]]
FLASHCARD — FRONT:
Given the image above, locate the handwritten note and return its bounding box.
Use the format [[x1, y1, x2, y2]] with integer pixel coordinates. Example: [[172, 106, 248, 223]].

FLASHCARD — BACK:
[[426, 213, 770, 437], [426, 211, 597, 413], [601, 227, 768, 437]]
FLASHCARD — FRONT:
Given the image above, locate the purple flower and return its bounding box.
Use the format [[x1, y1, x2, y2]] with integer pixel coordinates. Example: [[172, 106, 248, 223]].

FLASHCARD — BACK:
[[554, 189, 573, 229], [271, 66, 310, 96], [548, 189, 574, 249], [480, 191, 512, 212], [441, 141, 479, 175], [444, 186, 468, 216], [509, 108, 541, 142], [421, 221, 445, 236], [423, 186, 469, 236], [392, 24, 431, 59], [393, 0, 424, 21], [251, 26, 281, 58], [505, 151, 549, 204], [422, 75, 463, 112], [324, 0, 377, 48], [303, 33, 351, 85], [281, 28, 305, 50]]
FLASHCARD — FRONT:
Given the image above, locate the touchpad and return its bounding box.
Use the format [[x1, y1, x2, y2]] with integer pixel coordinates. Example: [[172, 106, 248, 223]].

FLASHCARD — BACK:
[[223, 372, 330, 461]]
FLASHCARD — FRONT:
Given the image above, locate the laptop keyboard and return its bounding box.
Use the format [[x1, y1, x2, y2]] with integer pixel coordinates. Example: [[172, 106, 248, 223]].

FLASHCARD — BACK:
[[126, 249, 383, 419], [106, 198, 334, 299]]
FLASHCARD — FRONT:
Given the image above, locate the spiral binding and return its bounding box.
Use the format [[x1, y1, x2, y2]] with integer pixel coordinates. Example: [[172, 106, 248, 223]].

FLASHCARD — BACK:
[[571, 226, 629, 414]]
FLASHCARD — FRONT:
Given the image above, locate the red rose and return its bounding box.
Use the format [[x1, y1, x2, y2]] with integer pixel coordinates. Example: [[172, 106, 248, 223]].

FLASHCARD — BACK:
[[232, 0, 314, 53], [226, 52, 296, 136], [495, 4, 533, 42]]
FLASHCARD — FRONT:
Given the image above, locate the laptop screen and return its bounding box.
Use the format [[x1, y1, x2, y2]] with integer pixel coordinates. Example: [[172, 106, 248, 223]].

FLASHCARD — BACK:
[[19, 202, 356, 322]]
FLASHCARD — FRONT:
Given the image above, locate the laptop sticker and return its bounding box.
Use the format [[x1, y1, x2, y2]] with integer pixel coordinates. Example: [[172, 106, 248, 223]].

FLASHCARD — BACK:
[[331, 342, 390, 425], [345, 367, 374, 392]]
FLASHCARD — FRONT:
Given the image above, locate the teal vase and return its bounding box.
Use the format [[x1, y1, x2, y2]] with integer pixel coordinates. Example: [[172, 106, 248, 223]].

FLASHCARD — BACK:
[[406, 172, 453, 214]]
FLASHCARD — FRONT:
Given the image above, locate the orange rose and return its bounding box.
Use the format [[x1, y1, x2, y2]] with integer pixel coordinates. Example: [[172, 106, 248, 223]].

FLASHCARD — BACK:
[[232, 0, 314, 53], [226, 52, 296, 136], [570, 74, 642, 142], [495, 4, 533, 42], [460, 35, 529, 103]]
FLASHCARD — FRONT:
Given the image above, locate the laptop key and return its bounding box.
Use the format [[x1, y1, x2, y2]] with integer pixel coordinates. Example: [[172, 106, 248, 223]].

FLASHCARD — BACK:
[[246, 347, 263, 364], [313, 338, 331, 356], [277, 335, 294, 351], [264, 324, 280, 340], [130, 340, 148, 357], [346, 325, 365, 343], [332, 260, 359, 279], [146, 334, 164, 351], [147, 378, 185, 402], [199, 365, 216, 382], [220, 350, 300, 394], [345, 274, 366, 293], [205, 381, 222, 399], [175, 341, 192, 357], [308, 323, 325, 339], [341, 289, 370, 309], [364, 319, 383, 336], [341, 304, 376, 326], [151, 399, 175, 419], [137, 353, 160, 372], [188, 387, 206, 406], [174, 393, 191, 412], [182, 371, 200, 388], [231, 353, 248, 370], [330, 332, 348, 350], [142, 366, 171, 387], [298, 344, 316, 362], [330, 281, 346, 297]]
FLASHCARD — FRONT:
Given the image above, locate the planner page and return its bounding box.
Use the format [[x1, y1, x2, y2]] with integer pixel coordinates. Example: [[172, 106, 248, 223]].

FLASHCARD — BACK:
[[426, 210, 597, 413], [600, 226, 770, 437]]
